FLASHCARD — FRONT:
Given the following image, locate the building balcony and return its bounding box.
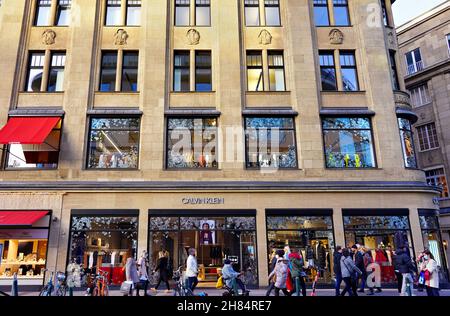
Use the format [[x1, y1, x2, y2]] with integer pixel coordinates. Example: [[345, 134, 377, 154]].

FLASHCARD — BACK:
[[407, 61, 424, 75], [393, 90, 412, 110]]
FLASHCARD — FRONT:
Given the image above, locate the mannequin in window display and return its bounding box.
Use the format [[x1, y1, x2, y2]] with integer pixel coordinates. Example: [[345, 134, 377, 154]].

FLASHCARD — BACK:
[[306, 245, 315, 268], [316, 241, 327, 269], [200, 223, 214, 245], [375, 245, 395, 283]]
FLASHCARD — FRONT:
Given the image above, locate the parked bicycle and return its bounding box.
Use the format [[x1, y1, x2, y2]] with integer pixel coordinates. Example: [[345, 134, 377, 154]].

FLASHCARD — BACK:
[[172, 266, 194, 297], [39, 270, 67, 296], [85, 270, 109, 296]]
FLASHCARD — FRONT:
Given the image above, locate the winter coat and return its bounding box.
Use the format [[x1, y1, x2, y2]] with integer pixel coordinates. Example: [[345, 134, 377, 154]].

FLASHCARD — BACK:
[[155, 256, 169, 281], [393, 250, 415, 274], [306, 247, 314, 260], [222, 264, 240, 288], [333, 252, 342, 276], [354, 251, 365, 271], [340, 256, 362, 278], [268, 259, 288, 289], [125, 258, 139, 284], [185, 255, 198, 278], [288, 253, 303, 278], [421, 259, 439, 289], [137, 256, 149, 280]]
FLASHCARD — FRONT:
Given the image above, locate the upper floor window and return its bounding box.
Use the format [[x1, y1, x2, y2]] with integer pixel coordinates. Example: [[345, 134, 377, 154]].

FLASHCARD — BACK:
[[247, 51, 264, 91], [319, 51, 337, 91], [166, 117, 218, 169], [173, 50, 212, 92], [245, 117, 298, 169], [380, 0, 389, 26], [313, 0, 330, 26], [195, 0, 211, 26], [105, 0, 141, 26], [175, 0, 191, 26], [34, 0, 72, 26], [99, 50, 139, 92], [264, 0, 281, 26], [246, 50, 286, 92], [322, 117, 376, 168], [405, 48, 423, 75], [340, 51, 359, 91], [87, 117, 141, 169], [409, 84, 431, 108], [268, 51, 285, 91], [333, 0, 350, 26], [417, 123, 439, 151], [195, 51, 212, 91], [25, 51, 66, 92], [398, 118, 417, 169], [426, 168, 449, 199], [389, 50, 400, 90], [173, 51, 190, 92], [244, 0, 260, 26]]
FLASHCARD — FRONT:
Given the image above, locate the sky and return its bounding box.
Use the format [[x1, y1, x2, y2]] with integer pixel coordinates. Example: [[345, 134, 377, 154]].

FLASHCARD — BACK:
[[392, 0, 448, 26]]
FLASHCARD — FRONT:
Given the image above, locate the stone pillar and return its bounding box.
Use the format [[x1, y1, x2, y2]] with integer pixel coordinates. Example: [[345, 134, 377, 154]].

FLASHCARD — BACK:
[[256, 207, 268, 287], [410, 208, 425, 257], [332, 208, 346, 247]]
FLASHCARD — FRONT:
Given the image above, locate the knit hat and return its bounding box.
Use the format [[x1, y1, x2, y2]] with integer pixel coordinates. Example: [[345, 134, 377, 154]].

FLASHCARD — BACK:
[[224, 259, 231, 265]]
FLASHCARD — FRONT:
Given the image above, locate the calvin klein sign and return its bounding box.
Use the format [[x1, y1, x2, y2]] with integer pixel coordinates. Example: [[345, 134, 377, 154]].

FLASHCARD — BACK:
[[182, 197, 225, 205]]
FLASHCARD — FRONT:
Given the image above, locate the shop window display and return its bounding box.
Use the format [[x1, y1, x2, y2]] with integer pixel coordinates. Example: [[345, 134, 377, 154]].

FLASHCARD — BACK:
[[266, 215, 335, 284], [69, 215, 138, 286], [149, 216, 257, 287], [343, 215, 413, 284]]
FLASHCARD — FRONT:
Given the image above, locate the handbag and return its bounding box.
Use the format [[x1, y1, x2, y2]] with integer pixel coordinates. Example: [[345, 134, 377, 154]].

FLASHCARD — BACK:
[[216, 276, 224, 289], [120, 281, 133, 295], [418, 271, 425, 285]]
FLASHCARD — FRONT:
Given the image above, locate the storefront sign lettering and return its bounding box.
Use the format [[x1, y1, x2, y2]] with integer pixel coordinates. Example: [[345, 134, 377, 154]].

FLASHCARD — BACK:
[[182, 197, 225, 205]]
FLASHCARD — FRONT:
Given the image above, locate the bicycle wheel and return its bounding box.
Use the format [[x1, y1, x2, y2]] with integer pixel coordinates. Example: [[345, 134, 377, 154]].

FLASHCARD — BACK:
[[55, 286, 67, 297], [39, 285, 52, 296]]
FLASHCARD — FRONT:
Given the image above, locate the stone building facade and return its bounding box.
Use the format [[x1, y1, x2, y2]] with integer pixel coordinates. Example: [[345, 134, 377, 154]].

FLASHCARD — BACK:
[[0, 0, 446, 290], [397, 1, 450, 283]]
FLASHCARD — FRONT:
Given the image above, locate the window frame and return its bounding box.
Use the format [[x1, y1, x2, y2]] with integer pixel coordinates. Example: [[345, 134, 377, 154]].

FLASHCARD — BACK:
[[425, 168, 449, 200], [313, 0, 330, 27], [409, 83, 431, 108], [173, 50, 191, 92], [195, 0, 211, 26], [125, 0, 142, 26], [339, 50, 359, 91], [195, 50, 213, 92], [264, 0, 281, 27], [332, 0, 350, 26], [244, 0, 261, 27], [121, 51, 139, 92], [405, 48, 423, 75], [55, 0, 72, 26], [319, 50, 338, 91], [416, 122, 440, 152], [267, 50, 286, 92], [175, 0, 191, 26], [25, 51, 46, 92], [389, 50, 400, 91], [246, 50, 265, 92], [47, 51, 66, 92], [104, 0, 123, 26], [99, 50, 119, 92], [397, 117, 418, 169], [34, 0, 53, 26]]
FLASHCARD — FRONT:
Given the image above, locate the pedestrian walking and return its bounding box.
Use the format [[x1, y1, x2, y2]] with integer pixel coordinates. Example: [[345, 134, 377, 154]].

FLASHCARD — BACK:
[[185, 248, 199, 293], [152, 250, 171, 293], [351, 245, 366, 293], [362, 247, 375, 295], [124, 257, 139, 296], [266, 250, 279, 296], [288, 250, 307, 296], [333, 246, 343, 296], [340, 248, 362, 296], [420, 250, 440, 296], [137, 250, 150, 296], [268, 250, 291, 296], [393, 247, 416, 296]]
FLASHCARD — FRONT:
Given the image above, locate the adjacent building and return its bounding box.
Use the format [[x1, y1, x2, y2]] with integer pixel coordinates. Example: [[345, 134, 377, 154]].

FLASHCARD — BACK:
[[397, 1, 450, 283], [0, 0, 446, 290]]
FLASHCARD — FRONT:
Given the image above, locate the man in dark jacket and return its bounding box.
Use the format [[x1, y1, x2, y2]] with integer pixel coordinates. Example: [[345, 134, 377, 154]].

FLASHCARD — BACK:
[[351, 245, 366, 293], [393, 248, 416, 296], [265, 251, 280, 296], [333, 246, 343, 296]]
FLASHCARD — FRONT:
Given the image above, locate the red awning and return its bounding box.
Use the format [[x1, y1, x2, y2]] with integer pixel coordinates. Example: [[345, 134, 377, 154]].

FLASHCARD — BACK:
[[0, 117, 60, 145], [0, 211, 49, 226]]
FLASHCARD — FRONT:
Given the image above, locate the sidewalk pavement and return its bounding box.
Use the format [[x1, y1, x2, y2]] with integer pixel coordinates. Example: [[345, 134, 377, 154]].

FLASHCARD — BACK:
[[16, 288, 450, 297]]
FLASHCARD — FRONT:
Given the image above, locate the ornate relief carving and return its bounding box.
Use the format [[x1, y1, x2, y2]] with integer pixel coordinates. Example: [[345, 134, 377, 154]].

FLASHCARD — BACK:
[[387, 31, 395, 46], [42, 29, 56, 45], [258, 29, 272, 45], [114, 29, 129, 45], [186, 29, 200, 45], [394, 91, 412, 108], [420, 112, 426, 120], [329, 29, 344, 45]]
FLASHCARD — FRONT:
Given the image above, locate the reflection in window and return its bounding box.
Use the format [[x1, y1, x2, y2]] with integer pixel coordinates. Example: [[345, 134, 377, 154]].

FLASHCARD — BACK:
[[333, 0, 350, 26], [264, 0, 280, 26], [47, 52, 66, 92], [166, 117, 218, 169], [319, 51, 337, 91], [56, 0, 71, 26], [244, 0, 260, 26], [121, 51, 139, 92], [340, 51, 359, 91], [175, 0, 190, 26], [322, 117, 376, 168], [7, 119, 62, 169], [105, 0, 122, 26], [245, 117, 298, 169], [398, 118, 417, 168], [195, 0, 210, 26], [126, 0, 141, 26], [425, 168, 449, 199], [35, 0, 52, 26], [87, 117, 141, 169], [99, 51, 117, 92], [268, 51, 285, 91], [247, 51, 264, 91], [174, 51, 190, 92], [417, 123, 439, 151], [195, 51, 212, 91], [313, 0, 330, 26], [26, 52, 45, 92]]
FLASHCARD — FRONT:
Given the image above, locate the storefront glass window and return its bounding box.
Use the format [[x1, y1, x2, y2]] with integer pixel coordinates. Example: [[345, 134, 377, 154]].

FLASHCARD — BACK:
[[267, 215, 335, 284], [398, 118, 418, 168], [344, 214, 413, 284], [69, 215, 138, 286], [149, 215, 258, 287], [87, 117, 140, 169]]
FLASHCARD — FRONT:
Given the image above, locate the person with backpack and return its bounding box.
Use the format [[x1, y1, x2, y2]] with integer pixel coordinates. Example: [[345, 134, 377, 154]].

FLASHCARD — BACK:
[[288, 250, 307, 296], [340, 248, 362, 296]]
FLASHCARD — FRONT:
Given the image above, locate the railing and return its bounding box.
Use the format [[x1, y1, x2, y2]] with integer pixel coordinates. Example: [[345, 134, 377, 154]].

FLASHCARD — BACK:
[[407, 60, 424, 75]]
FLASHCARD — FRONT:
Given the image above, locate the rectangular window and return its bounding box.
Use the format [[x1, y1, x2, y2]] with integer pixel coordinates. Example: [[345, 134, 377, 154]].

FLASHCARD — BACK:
[[340, 51, 359, 91], [417, 123, 439, 151], [389, 50, 400, 90], [56, 0, 71, 26], [319, 51, 337, 91], [409, 84, 431, 107], [173, 51, 190, 92], [447, 34, 450, 56], [121, 51, 139, 92], [47, 52, 66, 92], [398, 118, 417, 169], [313, 0, 330, 26], [322, 117, 376, 168], [246, 51, 264, 91], [166, 117, 218, 169], [264, 0, 281, 26], [244, 0, 260, 26], [245, 117, 298, 169], [195, 0, 210, 26], [25, 52, 46, 92], [268, 51, 285, 91], [7, 119, 62, 169], [99, 51, 118, 92], [195, 51, 212, 91], [333, 0, 350, 26], [426, 168, 449, 199], [126, 0, 141, 26], [175, 0, 190, 26], [34, 0, 52, 26], [405, 48, 423, 75], [87, 117, 141, 169], [381, 0, 389, 26], [105, 0, 122, 26]]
